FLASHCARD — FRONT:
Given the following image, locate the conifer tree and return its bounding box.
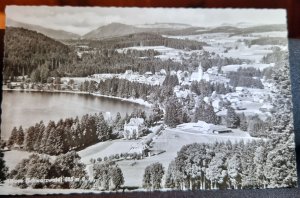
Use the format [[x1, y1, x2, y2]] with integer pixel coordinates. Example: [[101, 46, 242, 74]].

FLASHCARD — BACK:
[[226, 107, 240, 128], [165, 97, 183, 127], [24, 126, 36, 151], [16, 126, 25, 146], [8, 127, 18, 147], [0, 151, 8, 183]]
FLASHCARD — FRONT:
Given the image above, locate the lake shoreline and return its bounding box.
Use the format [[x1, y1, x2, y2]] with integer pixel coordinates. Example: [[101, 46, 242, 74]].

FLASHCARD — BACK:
[[2, 87, 152, 108]]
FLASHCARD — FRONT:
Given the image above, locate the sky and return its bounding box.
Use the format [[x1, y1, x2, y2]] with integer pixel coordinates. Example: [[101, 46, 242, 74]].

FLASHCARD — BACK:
[[5, 6, 287, 36]]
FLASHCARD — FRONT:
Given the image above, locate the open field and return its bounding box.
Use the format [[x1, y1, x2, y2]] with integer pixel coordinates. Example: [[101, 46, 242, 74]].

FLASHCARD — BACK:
[[116, 128, 260, 186]]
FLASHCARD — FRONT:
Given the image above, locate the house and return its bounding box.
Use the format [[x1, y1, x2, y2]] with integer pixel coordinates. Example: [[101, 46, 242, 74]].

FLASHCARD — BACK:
[[144, 71, 153, 77], [209, 126, 232, 134], [159, 69, 167, 76], [146, 149, 165, 157], [123, 118, 145, 139]]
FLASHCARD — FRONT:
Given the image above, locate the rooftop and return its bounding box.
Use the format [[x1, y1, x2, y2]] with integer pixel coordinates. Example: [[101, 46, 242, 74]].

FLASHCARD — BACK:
[[125, 118, 144, 126]]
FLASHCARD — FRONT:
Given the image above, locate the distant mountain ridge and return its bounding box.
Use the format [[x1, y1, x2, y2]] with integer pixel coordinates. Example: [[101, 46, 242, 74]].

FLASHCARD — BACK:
[[136, 22, 192, 29], [6, 19, 286, 41], [82, 22, 195, 40], [6, 18, 80, 40], [82, 23, 144, 40]]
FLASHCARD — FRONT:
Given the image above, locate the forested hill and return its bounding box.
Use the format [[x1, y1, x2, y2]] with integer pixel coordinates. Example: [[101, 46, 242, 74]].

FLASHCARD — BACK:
[[83, 22, 146, 40], [82, 22, 193, 40], [163, 24, 286, 36], [6, 18, 81, 40], [88, 32, 208, 50], [3, 27, 75, 81]]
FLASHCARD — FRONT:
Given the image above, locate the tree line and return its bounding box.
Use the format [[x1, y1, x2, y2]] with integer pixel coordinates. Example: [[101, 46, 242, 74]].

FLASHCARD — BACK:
[[9, 151, 86, 189], [87, 32, 207, 51], [190, 80, 233, 96], [227, 67, 264, 89], [8, 113, 111, 155], [9, 151, 126, 191], [79, 77, 176, 104], [165, 136, 296, 190], [58, 50, 185, 78], [7, 107, 159, 156], [4, 27, 255, 82]]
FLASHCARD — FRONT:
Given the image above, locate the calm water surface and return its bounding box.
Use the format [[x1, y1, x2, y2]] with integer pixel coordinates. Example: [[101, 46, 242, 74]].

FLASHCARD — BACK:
[[1, 91, 148, 139]]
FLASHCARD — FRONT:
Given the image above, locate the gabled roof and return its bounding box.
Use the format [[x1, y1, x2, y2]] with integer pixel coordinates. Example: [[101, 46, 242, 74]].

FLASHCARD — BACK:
[[125, 118, 144, 126]]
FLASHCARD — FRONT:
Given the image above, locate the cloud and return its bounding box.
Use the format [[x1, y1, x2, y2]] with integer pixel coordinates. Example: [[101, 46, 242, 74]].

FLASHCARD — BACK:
[[5, 6, 286, 35]]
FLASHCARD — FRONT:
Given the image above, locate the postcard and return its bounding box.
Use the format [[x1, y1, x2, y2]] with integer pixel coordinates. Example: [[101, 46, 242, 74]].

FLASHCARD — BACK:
[[0, 6, 297, 194]]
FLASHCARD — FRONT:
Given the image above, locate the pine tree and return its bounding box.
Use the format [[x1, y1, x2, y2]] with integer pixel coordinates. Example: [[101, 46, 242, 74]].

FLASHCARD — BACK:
[[239, 113, 248, 131], [205, 152, 227, 189], [193, 99, 206, 122], [165, 96, 183, 127], [0, 151, 8, 183], [39, 121, 55, 153], [96, 113, 110, 141], [33, 121, 45, 151], [253, 145, 267, 188], [151, 103, 164, 124], [226, 107, 240, 128], [204, 103, 219, 124], [8, 127, 18, 147], [16, 126, 25, 146], [24, 126, 36, 151], [227, 154, 242, 189]]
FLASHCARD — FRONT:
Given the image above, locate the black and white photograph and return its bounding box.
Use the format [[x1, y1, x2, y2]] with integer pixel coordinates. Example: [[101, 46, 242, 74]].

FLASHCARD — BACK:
[[0, 6, 297, 194]]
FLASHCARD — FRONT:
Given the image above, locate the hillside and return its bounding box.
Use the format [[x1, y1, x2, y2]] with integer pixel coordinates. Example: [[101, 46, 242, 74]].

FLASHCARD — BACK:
[[6, 18, 80, 40], [83, 23, 146, 40], [83, 22, 195, 40], [88, 32, 208, 50], [3, 27, 75, 80], [163, 24, 287, 36], [136, 22, 192, 29]]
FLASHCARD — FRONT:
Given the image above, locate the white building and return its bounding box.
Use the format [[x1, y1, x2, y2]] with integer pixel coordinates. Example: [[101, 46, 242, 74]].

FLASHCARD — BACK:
[[190, 64, 203, 82], [144, 71, 153, 77], [177, 121, 232, 134], [123, 118, 145, 139]]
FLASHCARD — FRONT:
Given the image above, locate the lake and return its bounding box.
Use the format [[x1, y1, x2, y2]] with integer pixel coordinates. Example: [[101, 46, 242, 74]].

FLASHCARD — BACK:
[[1, 90, 148, 140]]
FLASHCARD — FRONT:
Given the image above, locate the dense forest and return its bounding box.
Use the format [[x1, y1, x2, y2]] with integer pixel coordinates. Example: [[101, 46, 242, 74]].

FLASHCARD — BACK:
[[227, 68, 264, 89], [79, 78, 174, 104], [4, 28, 250, 80], [3, 27, 75, 81], [244, 37, 287, 48], [163, 24, 286, 37], [87, 32, 207, 50]]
